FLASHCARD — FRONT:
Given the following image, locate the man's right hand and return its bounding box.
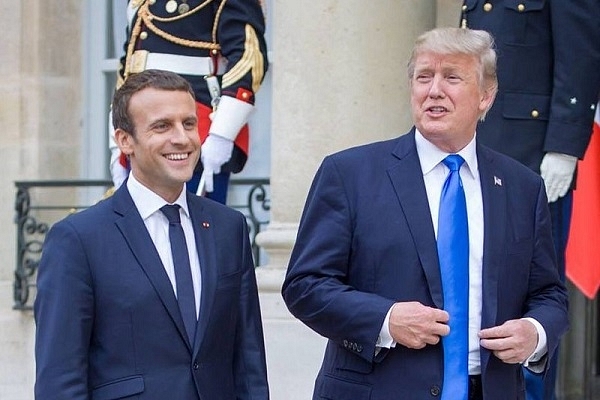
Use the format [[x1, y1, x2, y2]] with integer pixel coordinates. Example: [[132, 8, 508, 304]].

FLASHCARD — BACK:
[[388, 301, 450, 349]]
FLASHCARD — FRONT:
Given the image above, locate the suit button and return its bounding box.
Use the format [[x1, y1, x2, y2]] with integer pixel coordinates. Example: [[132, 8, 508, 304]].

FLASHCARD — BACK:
[[518, 3, 525, 11], [531, 109, 539, 118], [483, 2, 492, 11], [140, 31, 148, 40], [193, 362, 199, 370], [430, 385, 441, 396]]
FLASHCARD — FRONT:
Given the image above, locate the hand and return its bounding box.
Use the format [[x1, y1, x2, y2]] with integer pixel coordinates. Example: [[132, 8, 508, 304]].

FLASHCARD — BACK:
[[200, 134, 234, 193], [388, 302, 450, 349], [539, 152, 577, 203], [479, 319, 538, 364]]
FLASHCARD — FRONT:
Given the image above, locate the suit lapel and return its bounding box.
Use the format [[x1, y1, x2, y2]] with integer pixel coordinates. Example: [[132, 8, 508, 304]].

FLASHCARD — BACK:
[[387, 131, 443, 308], [112, 186, 192, 350], [477, 144, 507, 369], [186, 194, 218, 356]]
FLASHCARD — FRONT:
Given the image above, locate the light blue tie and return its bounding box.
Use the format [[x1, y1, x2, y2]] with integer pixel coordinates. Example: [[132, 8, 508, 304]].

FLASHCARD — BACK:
[[437, 155, 469, 400], [161, 204, 197, 345]]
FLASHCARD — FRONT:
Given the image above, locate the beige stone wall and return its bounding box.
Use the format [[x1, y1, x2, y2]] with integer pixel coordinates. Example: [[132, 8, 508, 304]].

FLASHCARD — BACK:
[[0, 1, 82, 399]]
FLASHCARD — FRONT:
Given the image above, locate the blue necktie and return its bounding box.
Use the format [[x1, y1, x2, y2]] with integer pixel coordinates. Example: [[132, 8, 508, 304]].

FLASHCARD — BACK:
[[437, 155, 469, 400], [161, 204, 197, 344]]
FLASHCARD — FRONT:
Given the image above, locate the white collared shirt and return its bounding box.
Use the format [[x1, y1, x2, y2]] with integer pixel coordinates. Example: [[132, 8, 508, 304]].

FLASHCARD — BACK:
[[127, 174, 202, 317], [415, 129, 484, 374]]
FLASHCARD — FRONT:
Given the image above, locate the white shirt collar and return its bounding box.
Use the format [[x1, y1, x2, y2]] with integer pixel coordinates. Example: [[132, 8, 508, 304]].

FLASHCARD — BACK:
[[414, 128, 478, 179], [126, 174, 190, 220]]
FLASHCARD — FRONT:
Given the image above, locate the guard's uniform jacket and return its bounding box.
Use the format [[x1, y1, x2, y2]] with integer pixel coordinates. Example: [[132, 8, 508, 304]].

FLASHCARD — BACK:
[[461, 0, 600, 173], [116, 0, 268, 176]]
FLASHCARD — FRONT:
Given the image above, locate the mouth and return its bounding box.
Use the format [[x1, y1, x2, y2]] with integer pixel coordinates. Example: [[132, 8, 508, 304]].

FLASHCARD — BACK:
[[426, 106, 448, 115], [164, 152, 191, 161]]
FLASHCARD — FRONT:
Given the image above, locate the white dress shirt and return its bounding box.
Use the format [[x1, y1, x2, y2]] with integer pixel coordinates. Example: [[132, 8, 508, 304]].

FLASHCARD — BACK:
[[378, 130, 546, 374], [127, 174, 202, 318]]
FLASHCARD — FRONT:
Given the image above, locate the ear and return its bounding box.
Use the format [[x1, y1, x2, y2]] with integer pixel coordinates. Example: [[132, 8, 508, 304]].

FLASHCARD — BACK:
[[479, 85, 497, 114], [115, 128, 134, 156]]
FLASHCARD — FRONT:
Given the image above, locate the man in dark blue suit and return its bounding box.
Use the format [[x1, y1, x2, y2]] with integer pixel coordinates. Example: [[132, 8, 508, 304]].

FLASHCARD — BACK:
[[34, 70, 269, 399], [460, 2, 600, 398], [282, 28, 568, 400]]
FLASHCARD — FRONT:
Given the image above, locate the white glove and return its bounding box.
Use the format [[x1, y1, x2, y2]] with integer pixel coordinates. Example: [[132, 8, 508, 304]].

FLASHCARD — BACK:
[[539, 152, 577, 203], [200, 134, 234, 193]]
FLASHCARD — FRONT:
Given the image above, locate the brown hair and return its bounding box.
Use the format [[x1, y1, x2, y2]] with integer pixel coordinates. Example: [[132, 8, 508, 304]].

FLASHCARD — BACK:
[[111, 69, 195, 135]]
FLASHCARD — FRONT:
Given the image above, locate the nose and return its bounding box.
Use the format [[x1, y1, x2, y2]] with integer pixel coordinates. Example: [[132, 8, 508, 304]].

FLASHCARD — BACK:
[[170, 123, 192, 144], [428, 75, 444, 98]]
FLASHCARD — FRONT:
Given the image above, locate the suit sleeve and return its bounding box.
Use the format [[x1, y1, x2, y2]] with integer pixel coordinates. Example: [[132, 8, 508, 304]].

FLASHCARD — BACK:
[[34, 220, 94, 400], [523, 178, 569, 370], [233, 216, 269, 399], [218, 0, 268, 101], [544, 0, 600, 157], [282, 157, 396, 363]]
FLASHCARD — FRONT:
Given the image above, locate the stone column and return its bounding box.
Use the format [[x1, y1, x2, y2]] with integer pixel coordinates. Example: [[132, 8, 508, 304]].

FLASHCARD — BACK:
[[0, 1, 83, 399], [256, 1, 436, 398]]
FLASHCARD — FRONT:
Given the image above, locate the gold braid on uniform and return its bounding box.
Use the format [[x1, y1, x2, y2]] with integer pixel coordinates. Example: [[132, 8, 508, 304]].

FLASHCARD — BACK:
[[139, 1, 220, 50], [123, 0, 225, 82], [123, 10, 145, 82], [221, 24, 264, 93]]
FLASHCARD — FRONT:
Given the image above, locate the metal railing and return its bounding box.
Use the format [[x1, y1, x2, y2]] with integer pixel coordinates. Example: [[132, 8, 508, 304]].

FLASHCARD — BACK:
[[13, 179, 270, 310]]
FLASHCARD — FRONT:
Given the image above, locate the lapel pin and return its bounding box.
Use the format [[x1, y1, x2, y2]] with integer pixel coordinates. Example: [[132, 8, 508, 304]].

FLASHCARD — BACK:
[[494, 176, 502, 186], [202, 222, 210, 228]]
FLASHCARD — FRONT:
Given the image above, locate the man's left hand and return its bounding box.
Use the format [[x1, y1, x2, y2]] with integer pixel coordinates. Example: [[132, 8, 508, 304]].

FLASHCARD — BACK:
[[478, 319, 538, 364], [539, 152, 577, 203]]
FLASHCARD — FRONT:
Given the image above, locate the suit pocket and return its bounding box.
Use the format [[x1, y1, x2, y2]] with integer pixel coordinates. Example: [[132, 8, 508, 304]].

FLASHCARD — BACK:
[[316, 374, 372, 400], [502, 92, 550, 121], [92, 375, 144, 400], [501, 0, 547, 45]]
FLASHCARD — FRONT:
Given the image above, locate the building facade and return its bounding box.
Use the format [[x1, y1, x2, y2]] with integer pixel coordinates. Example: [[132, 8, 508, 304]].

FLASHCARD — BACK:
[[0, 1, 596, 398]]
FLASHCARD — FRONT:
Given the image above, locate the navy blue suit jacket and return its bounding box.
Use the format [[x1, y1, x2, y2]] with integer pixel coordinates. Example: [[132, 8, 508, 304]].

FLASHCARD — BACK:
[[282, 130, 568, 400], [463, 0, 600, 172], [34, 184, 268, 399]]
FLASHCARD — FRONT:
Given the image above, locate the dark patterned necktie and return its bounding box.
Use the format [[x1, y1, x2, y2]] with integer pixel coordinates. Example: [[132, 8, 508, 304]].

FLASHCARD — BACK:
[[160, 204, 197, 345]]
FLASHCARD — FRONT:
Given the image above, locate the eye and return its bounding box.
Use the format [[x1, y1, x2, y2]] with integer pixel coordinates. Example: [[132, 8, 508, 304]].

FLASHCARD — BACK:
[[447, 75, 462, 83], [153, 122, 170, 132], [415, 73, 432, 83], [183, 119, 197, 130]]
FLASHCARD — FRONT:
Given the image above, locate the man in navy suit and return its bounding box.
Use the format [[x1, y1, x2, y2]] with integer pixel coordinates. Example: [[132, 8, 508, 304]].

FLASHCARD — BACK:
[[282, 28, 568, 400], [34, 69, 269, 399], [460, 2, 600, 398]]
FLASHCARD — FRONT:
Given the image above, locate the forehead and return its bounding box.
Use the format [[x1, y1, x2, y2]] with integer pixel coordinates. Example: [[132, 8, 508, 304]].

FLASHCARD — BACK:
[[413, 51, 479, 72], [129, 87, 195, 114]]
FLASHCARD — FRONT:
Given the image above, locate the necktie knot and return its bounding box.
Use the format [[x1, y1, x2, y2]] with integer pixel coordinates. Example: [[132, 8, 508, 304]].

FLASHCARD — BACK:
[[443, 154, 465, 172], [161, 204, 181, 224]]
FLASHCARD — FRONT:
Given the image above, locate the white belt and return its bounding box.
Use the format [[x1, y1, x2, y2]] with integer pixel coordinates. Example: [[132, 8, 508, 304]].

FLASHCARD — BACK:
[[139, 52, 227, 76]]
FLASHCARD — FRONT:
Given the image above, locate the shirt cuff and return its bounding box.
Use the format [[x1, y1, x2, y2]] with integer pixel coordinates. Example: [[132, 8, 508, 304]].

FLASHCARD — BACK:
[[377, 306, 396, 349], [521, 317, 547, 366]]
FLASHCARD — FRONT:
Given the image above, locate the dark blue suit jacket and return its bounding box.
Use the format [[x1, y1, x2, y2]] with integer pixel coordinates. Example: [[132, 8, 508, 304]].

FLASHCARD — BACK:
[[463, 0, 600, 172], [282, 130, 568, 400], [34, 185, 268, 399]]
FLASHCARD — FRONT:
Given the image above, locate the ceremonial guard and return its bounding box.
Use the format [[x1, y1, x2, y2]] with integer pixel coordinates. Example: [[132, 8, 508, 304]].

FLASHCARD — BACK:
[[460, 1, 600, 399], [110, 0, 268, 203]]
